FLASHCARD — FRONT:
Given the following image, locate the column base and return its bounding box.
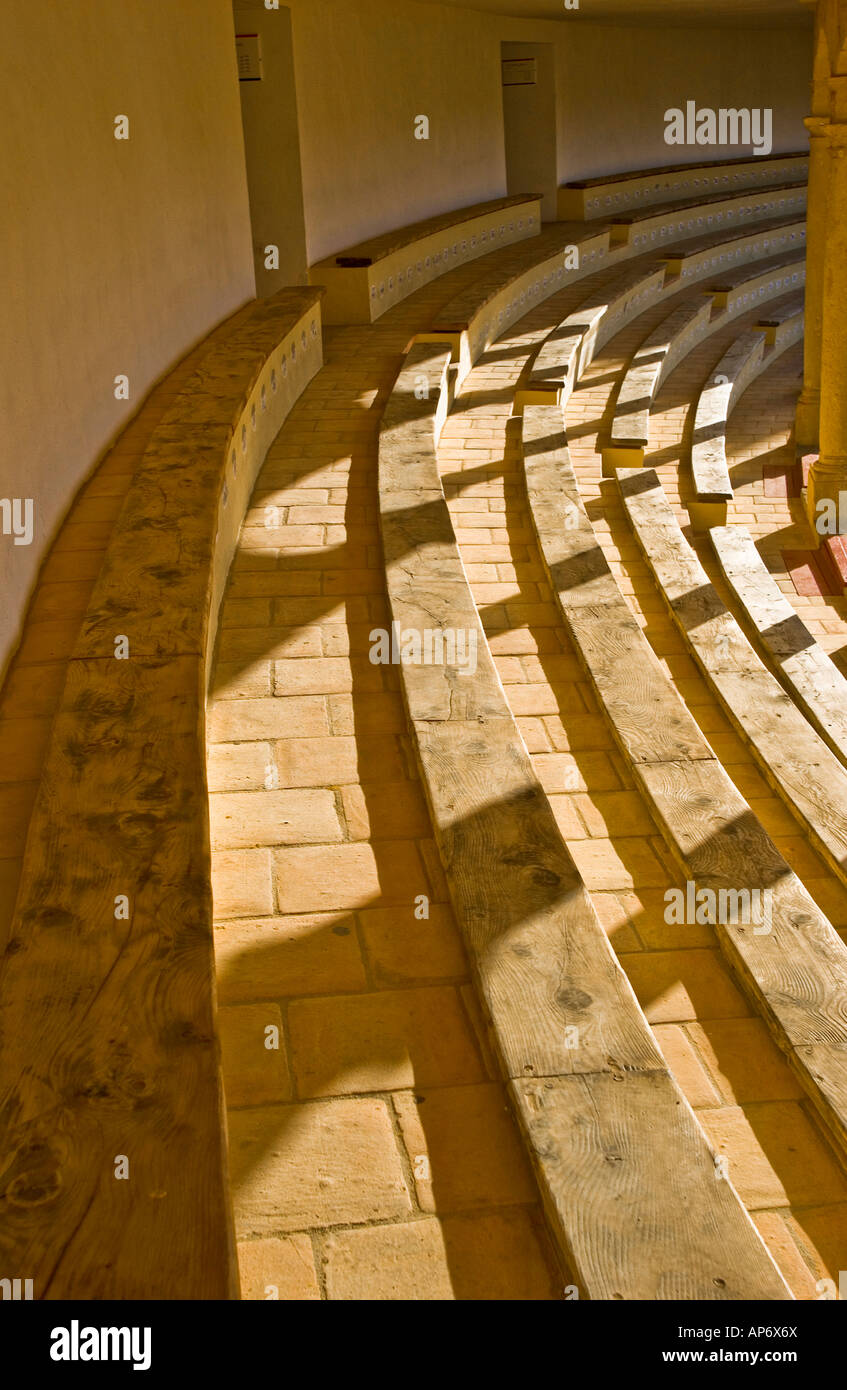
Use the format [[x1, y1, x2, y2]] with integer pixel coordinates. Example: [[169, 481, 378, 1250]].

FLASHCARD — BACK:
[[805, 455, 847, 537], [795, 388, 821, 452]]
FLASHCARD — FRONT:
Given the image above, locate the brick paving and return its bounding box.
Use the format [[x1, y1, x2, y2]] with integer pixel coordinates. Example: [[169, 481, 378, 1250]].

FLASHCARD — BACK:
[[207, 270, 566, 1300]]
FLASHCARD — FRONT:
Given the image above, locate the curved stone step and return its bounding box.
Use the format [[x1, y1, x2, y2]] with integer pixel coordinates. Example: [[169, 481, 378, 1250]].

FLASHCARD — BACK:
[[618, 465, 847, 893], [377, 342, 791, 1300], [711, 525, 847, 766], [606, 276, 805, 470], [309, 194, 542, 324], [663, 216, 805, 282], [610, 181, 806, 252], [522, 404, 847, 1169], [0, 287, 324, 1300], [607, 297, 714, 464], [559, 151, 808, 220], [705, 248, 805, 314], [424, 224, 612, 386]]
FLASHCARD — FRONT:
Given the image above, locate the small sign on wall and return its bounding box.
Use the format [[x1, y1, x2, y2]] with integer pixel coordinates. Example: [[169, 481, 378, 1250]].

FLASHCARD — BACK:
[[236, 33, 263, 81], [502, 58, 537, 87]]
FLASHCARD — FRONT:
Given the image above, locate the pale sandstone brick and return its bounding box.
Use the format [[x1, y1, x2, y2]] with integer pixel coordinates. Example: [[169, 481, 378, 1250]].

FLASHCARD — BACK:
[[228, 1098, 412, 1233], [651, 1024, 722, 1109], [547, 794, 589, 841], [217, 625, 322, 662], [623, 949, 749, 1023], [566, 836, 668, 891], [207, 741, 272, 793], [358, 902, 467, 984], [215, 915, 366, 1001], [339, 783, 431, 841], [273, 656, 383, 696], [589, 891, 642, 953], [322, 1211, 559, 1300], [289, 986, 485, 1097], [393, 1085, 537, 1212], [573, 790, 657, 838], [752, 1213, 819, 1300], [209, 788, 342, 850], [700, 1103, 847, 1209], [273, 733, 408, 787], [688, 1019, 804, 1104], [208, 696, 328, 743], [212, 848, 274, 919], [623, 886, 717, 951], [534, 751, 621, 794], [275, 840, 427, 913], [219, 1002, 292, 1106], [327, 692, 406, 735], [790, 1204, 847, 1291]]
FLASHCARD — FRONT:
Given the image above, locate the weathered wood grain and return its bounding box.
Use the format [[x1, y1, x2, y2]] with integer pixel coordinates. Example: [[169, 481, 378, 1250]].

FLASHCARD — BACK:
[[619, 467, 847, 888], [376, 352, 792, 1299], [522, 404, 847, 1165], [0, 288, 323, 1299], [559, 151, 807, 221], [711, 525, 847, 763], [511, 1071, 789, 1300]]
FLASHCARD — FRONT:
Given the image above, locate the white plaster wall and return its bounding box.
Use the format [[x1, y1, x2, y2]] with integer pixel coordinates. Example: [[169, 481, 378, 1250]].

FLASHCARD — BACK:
[[0, 0, 255, 680], [285, 0, 810, 263], [233, 3, 309, 293]]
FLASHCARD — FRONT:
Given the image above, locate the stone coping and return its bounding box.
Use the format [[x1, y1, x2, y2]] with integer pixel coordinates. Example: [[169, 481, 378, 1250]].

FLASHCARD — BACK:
[[522, 406, 847, 1172], [0, 287, 324, 1299], [375, 341, 790, 1300]]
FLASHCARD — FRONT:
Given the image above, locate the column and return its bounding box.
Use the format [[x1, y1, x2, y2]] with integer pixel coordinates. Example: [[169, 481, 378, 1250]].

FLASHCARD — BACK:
[[795, 115, 831, 448], [808, 86, 847, 532]]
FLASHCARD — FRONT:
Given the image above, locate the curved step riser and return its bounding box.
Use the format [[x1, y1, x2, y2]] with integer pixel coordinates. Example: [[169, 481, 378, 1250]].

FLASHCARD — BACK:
[[523, 405, 847, 1172], [377, 344, 791, 1300]]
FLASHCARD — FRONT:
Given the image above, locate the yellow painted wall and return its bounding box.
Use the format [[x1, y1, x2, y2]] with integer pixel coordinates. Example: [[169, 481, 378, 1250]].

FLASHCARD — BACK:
[[0, 0, 255, 678], [284, 0, 811, 263], [554, 22, 813, 181], [233, 3, 309, 294]]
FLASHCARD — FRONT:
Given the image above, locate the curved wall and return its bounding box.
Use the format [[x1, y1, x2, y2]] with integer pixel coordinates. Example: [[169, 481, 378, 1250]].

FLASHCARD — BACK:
[[0, 0, 255, 679]]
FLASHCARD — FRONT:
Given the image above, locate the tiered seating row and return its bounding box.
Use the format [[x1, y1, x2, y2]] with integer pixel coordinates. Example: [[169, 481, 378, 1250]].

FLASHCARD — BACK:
[[521, 408, 847, 1168], [711, 526, 847, 766], [423, 224, 610, 387], [611, 184, 806, 254], [690, 313, 804, 528], [310, 194, 542, 324], [619, 467, 847, 892], [377, 344, 790, 1300], [606, 272, 805, 469], [0, 288, 324, 1299], [664, 218, 805, 281], [559, 151, 808, 220]]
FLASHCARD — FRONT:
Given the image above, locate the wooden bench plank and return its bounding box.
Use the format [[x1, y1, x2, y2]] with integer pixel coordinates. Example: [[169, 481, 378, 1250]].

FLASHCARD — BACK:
[[559, 152, 807, 220], [375, 345, 790, 1299], [691, 331, 766, 520], [711, 525, 847, 764], [310, 195, 542, 324], [0, 288, 324, 1299], [618, 466, 847, 890], [425, 224, 610, 386], [664, 216, 806, 281], [522, 404, 847, 1171], [608, 298, 713, 462], [610, 182, 806, 252]]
